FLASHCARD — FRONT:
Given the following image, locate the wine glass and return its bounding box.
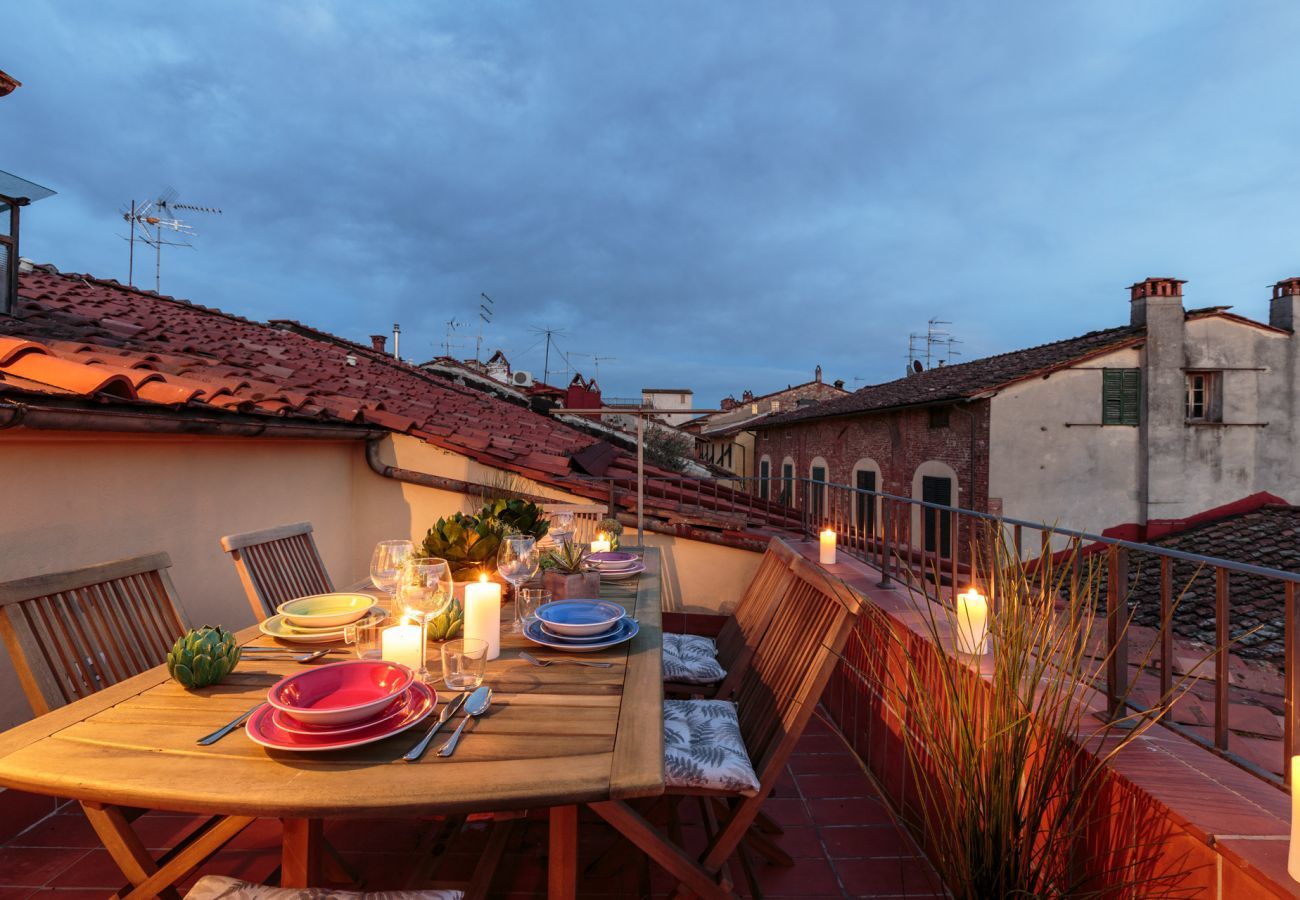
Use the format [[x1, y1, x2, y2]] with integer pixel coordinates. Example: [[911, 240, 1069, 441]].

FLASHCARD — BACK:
[[549, 511, 575, 546], [370, 540, 414, 606], [496, 534, 540, 633], [396, 557, 454, 684]]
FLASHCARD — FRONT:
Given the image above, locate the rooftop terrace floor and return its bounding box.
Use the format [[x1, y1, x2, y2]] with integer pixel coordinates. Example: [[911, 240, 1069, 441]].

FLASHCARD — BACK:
[[0, 715, 944, 899]]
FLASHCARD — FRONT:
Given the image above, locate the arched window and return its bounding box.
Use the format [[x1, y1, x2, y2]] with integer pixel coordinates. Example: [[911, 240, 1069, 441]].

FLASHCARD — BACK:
[[758, 454, 772, 501], [911, 461, 960, 558], [850, 458, 882, 537], [808, 457, 829, 526], [780, 456, 795, 506]]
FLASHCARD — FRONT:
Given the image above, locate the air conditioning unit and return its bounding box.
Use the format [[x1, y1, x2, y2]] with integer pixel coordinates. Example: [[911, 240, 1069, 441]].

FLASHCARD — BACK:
[[511, 370, 535, 387]]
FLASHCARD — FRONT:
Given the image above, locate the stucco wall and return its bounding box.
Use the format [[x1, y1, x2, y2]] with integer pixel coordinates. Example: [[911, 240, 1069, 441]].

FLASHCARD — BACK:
[[988, 347, 1144, 537]]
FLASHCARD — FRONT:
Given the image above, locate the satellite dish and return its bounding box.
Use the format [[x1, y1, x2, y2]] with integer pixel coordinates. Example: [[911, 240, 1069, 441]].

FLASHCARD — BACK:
[[912, 360, 924, 374]]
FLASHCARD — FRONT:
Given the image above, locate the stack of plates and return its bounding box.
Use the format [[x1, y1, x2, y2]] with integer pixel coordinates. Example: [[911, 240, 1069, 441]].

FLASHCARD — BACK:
[[258, 593, 382, 644], [524, 599, 640, 653], [588, 551, 646, 580], [246, 660, 435, 751]]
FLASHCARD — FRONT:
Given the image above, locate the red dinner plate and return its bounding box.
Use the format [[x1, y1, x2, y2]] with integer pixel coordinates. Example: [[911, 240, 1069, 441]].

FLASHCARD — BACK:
[[248, 681, 435, 752], [271, 689, 416, 737]]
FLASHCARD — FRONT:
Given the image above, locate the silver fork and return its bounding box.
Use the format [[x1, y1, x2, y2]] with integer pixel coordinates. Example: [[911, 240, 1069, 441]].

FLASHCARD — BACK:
[[520, 650, 612, 668]]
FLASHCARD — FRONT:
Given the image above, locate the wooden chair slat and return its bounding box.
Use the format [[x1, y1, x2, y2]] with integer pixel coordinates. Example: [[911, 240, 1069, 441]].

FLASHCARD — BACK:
[[219, 523, 333, 621], [80, 584, 133, 685]]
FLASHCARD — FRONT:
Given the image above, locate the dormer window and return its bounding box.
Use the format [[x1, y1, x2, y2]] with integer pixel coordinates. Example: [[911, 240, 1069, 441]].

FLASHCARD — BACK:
[[0, 171, 57, 317], [1186, 371, 1222, 423]]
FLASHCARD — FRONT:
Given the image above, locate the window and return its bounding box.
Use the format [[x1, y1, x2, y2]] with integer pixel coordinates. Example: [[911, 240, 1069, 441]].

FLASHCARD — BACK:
[[1185, 371, 1222, 423], [781, 460, 794, 505], [771, 401, 781, 412], [855, 469, 877, 536], [810, 463, 827, 524], [759, 458, 770, 500], [921, 475, 952, 557], [928, 407, 949, 429], [1101, 368, 1141, 426]]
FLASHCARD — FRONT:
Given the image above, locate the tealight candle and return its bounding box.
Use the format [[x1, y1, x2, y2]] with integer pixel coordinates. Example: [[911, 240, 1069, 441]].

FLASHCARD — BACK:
[[591, 533, 612, 554], [955, 587, 990, 656], [463, 573, 502, 660], [819, 528, 837, 565], [1291, 756, 1300, 881], [380, 623, 423, 670]]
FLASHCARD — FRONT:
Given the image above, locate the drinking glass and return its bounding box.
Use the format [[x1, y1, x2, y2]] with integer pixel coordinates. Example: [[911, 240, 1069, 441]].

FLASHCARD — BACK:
[[497, 535, 540, 633], [440, 638, 489, 691], [549, 512, 575, 546], [343, 615, 391, 660], [370, 540, 415, 601], [397, 557, 453, 684], [516, 588, 551, 632]]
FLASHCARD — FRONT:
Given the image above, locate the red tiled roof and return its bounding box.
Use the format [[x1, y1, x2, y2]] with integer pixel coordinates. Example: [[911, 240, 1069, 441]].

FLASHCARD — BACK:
[[2, 267, 612, 482]]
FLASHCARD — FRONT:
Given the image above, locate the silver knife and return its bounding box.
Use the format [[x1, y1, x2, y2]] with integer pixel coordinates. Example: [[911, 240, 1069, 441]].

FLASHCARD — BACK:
[[402, 691, 468, 762]]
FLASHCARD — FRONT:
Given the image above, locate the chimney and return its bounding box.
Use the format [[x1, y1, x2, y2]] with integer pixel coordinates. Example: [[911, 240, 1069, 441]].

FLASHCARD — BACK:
[[1129, 277, 1186, 327], [741, 389, 754, 403], [392, 323, 401, 359], [815, 365, 823, 383], [1270, 278, 1300, 331], [370, 334, 387, 353], [720, 395, 736, 411], [833, 378, 845, 390]]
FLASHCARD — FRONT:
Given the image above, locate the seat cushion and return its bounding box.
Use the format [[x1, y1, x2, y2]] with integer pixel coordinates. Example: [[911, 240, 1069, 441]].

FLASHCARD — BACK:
[[662, 633, 727, 685], [663, 698, 760, 796], [185, 876, 463, 900]]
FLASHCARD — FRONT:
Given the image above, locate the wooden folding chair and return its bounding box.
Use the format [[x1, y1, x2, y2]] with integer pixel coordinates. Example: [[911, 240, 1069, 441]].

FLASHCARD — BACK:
[[220, 522, 333, 621], [590, 545, 865, 900], [0, 553, 258, 899], [663, 538, 797, 699]]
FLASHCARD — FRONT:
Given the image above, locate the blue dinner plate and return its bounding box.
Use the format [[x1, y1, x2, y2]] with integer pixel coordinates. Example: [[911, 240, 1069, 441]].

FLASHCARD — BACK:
[[540, 620, 621, 643], [534, 599, 627, 636], [523, 616, 639, 653]]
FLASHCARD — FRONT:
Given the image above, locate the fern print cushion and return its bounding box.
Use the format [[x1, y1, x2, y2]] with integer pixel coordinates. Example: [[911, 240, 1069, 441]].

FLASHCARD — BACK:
[[662, 633, 727, 685], [662, 698, 760, 795]]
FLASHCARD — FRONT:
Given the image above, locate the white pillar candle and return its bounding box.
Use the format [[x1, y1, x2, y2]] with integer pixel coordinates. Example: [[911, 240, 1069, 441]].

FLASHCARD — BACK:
[[463, 573, 502, 660], [955, 588, 989, 656], [1290, 756, 1300, 882], [591, 533, 612, 554], [819, 528, 837, 565], [380, 624, 423, 671]]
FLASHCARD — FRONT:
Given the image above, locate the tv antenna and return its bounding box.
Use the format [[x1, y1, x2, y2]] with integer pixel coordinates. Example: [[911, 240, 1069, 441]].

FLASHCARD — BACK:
[[121, 187, 221, 293], [593, 355, 617, 384], [527, 325, 566, 386], [475, 293, 495, 362], [443, 319, 467, 357], [906, 318, 959, 372]]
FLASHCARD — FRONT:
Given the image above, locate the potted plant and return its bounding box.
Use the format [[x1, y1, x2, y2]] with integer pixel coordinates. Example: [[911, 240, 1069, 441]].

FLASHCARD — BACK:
[[481, 498, 549, 541], [596, 517, 624, 549], [541, 542, 600, 600], [419, 512, 503, 583]]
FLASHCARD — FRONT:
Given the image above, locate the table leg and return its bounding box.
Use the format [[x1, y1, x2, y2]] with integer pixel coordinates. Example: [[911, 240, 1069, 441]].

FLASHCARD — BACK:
[[281, 818, 324, 887], [548, 805, 578, 900]]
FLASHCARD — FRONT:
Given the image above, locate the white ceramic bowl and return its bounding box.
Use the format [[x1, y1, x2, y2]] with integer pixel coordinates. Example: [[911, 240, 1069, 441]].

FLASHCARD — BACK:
[[276, 593, 377, 628]]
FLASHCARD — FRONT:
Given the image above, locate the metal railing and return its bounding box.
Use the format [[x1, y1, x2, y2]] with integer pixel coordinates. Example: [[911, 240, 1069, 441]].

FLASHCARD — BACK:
[[572, 469, 1300, 789]]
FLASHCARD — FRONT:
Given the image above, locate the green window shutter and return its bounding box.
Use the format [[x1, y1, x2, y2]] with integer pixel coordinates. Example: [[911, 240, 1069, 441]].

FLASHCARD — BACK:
[[1102, 369, 1141, 425]]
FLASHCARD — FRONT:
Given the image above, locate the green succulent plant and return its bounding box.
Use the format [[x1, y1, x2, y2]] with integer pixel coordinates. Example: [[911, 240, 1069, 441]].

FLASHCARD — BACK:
[[424, 597, 465, 641], [480, 499, 549, 540], [167, 626, 240, 689], [597, 517, 624, 549], [545, 541, 591, 575], [420, 512, 503, 579]]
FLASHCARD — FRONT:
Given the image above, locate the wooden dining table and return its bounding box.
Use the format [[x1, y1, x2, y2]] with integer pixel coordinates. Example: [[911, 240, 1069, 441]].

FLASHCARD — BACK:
[[0, 548, 664, 899]]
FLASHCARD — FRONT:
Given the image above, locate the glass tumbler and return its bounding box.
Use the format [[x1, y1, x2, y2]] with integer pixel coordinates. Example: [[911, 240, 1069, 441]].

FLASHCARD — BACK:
[[440, 638, 489, 691], [516, 588, 551, 632], [343, 615, 390, 660]]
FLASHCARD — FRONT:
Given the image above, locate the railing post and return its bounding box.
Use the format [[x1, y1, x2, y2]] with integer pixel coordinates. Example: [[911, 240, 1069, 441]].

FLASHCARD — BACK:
[[1159, 556, 1173, 708], [1106, 548, 1130, 721], [1287, 581, 1297, 788], [949, 508, 959, 595], [877, 498, 892, 589], [1215, 567, 1230, 751]]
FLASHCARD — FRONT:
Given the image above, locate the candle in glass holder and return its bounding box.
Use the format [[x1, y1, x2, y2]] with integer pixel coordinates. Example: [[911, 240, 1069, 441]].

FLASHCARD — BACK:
[[819, 528, 837, 565], [463, 573, 502, 660], [1290, 756, 1300, 881], [955, 587, 989, 655], [591, 533, 612, 554], [381, 623, 423, 670]]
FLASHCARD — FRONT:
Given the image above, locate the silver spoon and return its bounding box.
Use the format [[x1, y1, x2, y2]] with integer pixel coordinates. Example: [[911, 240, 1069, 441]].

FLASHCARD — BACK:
[[520, 651, 611, 669], [435, 685, 492, 758]]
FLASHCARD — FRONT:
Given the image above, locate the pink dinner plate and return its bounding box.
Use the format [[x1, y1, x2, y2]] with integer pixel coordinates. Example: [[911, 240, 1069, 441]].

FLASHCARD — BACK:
[[271, 688, 416, 737], [267, 659, 414, 726], [247, 681, 435, 752]]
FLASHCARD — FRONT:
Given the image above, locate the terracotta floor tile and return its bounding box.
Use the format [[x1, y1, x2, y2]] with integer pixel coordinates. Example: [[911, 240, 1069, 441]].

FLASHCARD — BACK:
[[832, 855, 944, 896], [761, 798, 813, 827], [322, 817, 431, 853], [5, 814, 100, 850], [130, 812, 210, 851], [0, 847, 91, 888], [0, 888, 35, 900], [765, 826, 827, 859], [741, 855, 844, 896], [25, 892, 115, 900], [797, 772, 878, 799], [819, 825, 919, 860], [790, 752, 863, 776], [795, 734, 854, 755], [44, 849, 126, 889], [806, 798, 895, 827]]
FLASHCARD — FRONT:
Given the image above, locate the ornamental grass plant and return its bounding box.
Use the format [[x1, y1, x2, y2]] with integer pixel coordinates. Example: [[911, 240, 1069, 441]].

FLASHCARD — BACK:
[[877, 527, 1239, 899]]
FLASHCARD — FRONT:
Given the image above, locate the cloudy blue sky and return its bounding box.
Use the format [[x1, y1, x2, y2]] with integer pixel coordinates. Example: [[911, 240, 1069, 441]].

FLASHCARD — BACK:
[[4, 2, 1299, 402]]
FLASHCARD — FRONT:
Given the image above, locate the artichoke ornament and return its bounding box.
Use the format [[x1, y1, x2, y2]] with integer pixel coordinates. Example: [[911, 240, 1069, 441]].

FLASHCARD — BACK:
[[167, 626, 241, 689], [424, 597, 465, 642]]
